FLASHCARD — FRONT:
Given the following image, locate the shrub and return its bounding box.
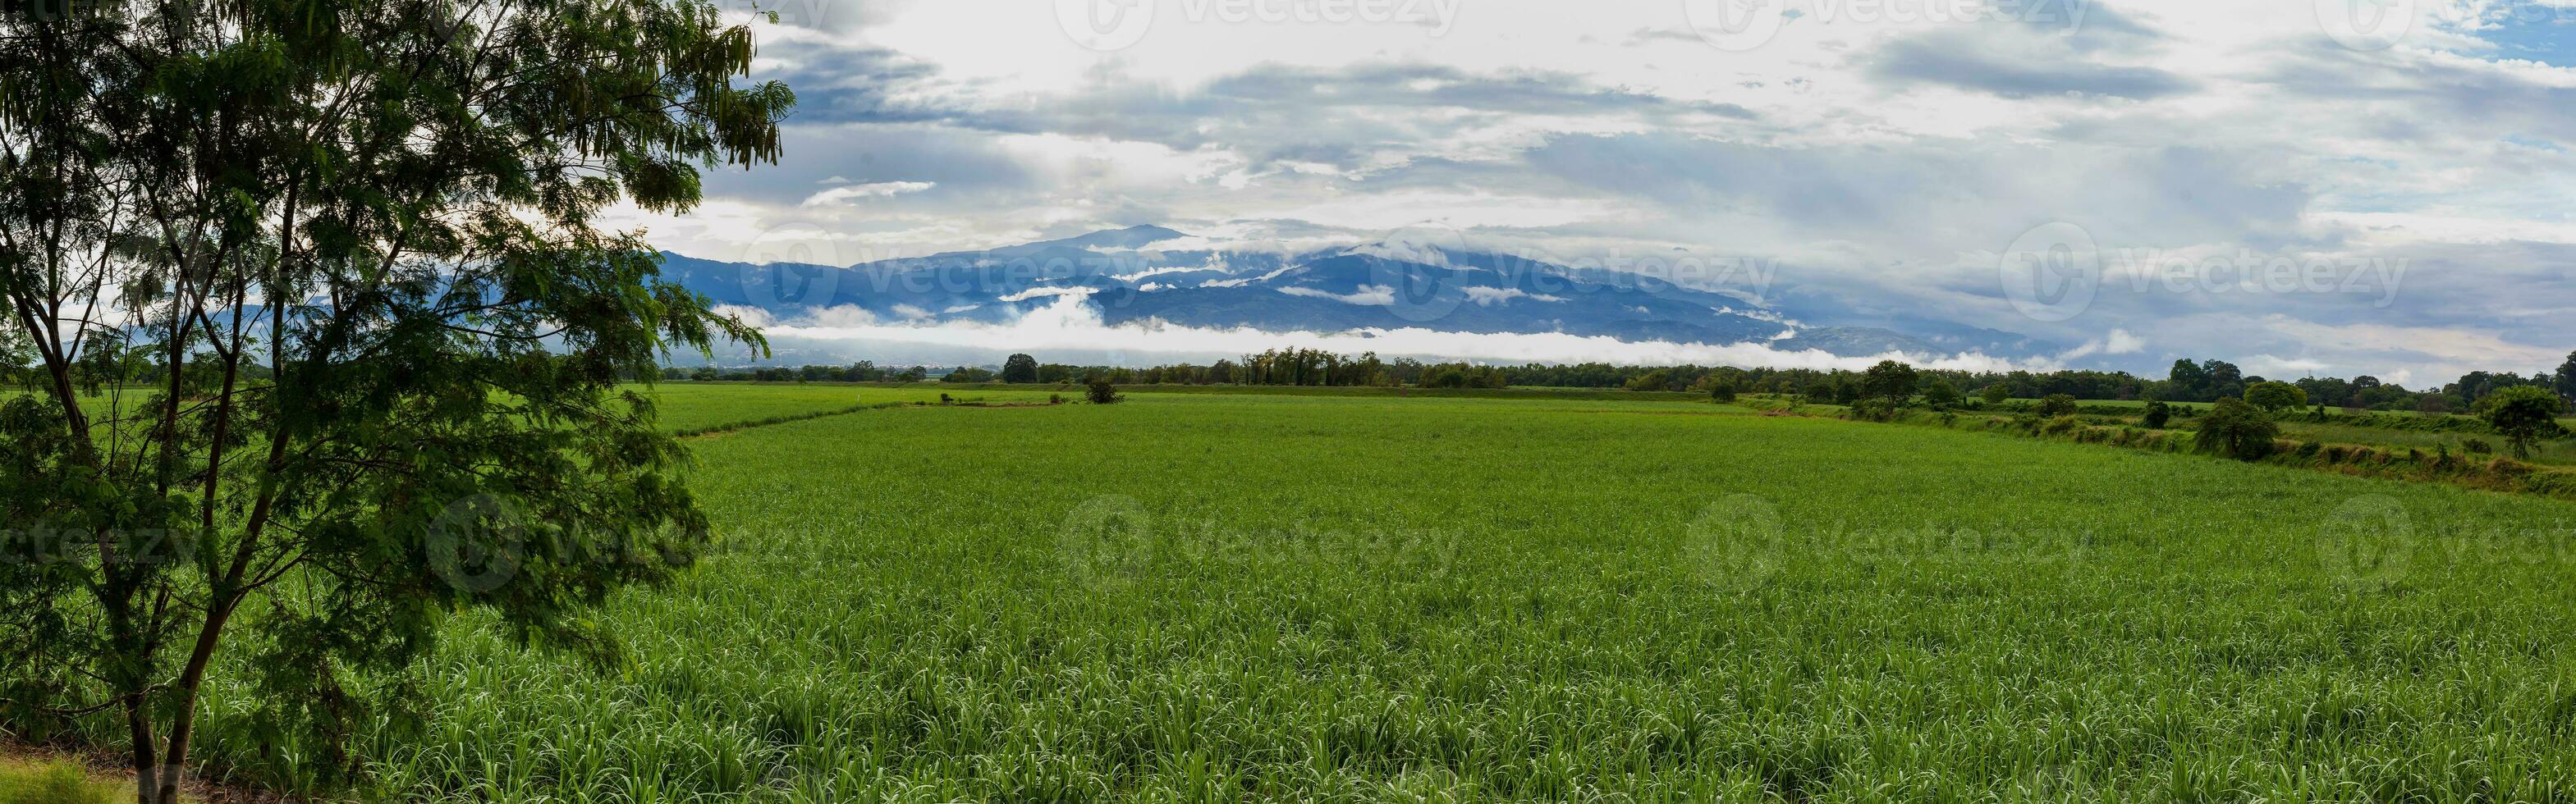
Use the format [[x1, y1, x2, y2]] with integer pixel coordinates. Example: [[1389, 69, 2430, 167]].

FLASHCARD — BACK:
[[1707, 380, 1739, 404], [2141, 400, 2172, 429], [2037, 394, 2078, 418], [2464, 438, 2495, 455], [1922, 380, 1962, 409], [1049, 393, 1065, 405], [1086, 378, 1125, 404], [2477, 386, 2568, 459], [2041, 415, 2084, 436], [1980, 385, 2011, 405], [2194, 397, 2280, 460]]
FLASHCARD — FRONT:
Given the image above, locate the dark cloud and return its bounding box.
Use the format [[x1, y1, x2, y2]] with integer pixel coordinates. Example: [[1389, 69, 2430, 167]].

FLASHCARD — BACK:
[[1866, 33, 2194, 98]]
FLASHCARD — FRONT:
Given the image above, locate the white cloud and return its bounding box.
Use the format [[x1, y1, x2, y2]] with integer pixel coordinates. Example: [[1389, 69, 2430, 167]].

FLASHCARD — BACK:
[[800, 180, 936, 207], [2056, 328, 2147, 361], [997, 286, 1099, 302], [1276, 285, 1397, 305], [711, 304, 776, 328], [1464, 286, 1568, 306], [808, 305, 880, 327], [763, 295, 2056, 372]]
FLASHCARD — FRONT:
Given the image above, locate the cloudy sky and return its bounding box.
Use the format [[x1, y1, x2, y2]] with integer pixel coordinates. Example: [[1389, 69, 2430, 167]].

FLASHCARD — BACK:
[[612, 0, 2576, 386]]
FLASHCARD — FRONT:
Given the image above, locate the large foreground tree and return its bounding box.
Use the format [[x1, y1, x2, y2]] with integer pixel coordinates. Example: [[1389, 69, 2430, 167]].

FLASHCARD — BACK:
[[0, 1, 791, 801]]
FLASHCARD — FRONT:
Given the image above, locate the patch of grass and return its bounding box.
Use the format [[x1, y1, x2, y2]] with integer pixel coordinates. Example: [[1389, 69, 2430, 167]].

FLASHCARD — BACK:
[[0, 759, 117, 804], [639, 382, 1059, 434]]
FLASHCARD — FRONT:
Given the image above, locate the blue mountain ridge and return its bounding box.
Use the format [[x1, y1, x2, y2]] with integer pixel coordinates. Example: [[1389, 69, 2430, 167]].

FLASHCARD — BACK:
[[657, 226, 2056, 361]]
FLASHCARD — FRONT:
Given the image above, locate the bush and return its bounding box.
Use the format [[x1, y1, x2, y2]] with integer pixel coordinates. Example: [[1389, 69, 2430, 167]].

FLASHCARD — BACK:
[[0, 761, 114, 804], [1980, 385, 2011, 404], [2464, 438, 2495, 455], [2141, 400, 2172, 429], [1707, 380, 1739, 404], [2477, 386, 2568, 459], [1847, 397, 1899, 422], [1624, 370, 1675, 392], [2194, 397, 2280, 460], [2037, 394, 2078, 418], [1086, 378, 1124, 404]]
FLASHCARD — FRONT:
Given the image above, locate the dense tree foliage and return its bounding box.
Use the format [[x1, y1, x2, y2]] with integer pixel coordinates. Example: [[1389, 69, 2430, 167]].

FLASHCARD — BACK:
[[0, 1, 791, 800], [2477, 386, 2568, 459], [1001, 354, 1039, 384], [1859, 360, 1919, 404], [2244, 381, 2309, 413], [2195, 398, 2282, 460]]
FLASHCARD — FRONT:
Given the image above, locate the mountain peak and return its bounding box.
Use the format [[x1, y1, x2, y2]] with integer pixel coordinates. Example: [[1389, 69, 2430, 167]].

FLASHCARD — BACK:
[[1038, 224, 1188, 251]]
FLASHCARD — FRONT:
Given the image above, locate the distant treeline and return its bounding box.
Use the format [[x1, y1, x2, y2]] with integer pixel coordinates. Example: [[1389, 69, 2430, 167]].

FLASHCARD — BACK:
[[662, 348, 2576, 410]]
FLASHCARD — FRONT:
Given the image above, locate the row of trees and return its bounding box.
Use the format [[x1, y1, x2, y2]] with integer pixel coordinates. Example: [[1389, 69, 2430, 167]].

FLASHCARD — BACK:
[[1830, 360, 2568, 462], [658, 349, 2576, 413]]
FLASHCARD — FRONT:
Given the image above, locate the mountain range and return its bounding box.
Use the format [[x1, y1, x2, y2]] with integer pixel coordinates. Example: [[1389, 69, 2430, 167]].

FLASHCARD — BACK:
[[658, 226, 2059, 364]]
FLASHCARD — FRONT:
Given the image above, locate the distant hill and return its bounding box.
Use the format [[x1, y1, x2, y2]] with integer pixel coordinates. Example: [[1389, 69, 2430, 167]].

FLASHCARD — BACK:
[[657, 226, 2056, 361]]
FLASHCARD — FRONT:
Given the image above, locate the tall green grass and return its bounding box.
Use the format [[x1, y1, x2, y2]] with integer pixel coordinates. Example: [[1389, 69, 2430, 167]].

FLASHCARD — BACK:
[[91, 392, 2576, 801]]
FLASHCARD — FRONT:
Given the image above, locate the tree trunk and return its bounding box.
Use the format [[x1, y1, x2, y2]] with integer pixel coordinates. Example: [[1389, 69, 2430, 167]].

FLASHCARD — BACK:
[[124, 690, 157, 804]]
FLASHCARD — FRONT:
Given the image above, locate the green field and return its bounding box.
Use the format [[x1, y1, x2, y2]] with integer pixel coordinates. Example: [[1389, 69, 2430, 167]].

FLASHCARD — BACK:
[[644, 383, 1060, 434], [123, 387, 2575, 802]]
